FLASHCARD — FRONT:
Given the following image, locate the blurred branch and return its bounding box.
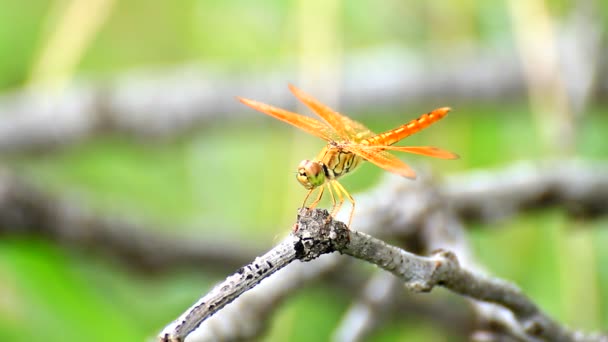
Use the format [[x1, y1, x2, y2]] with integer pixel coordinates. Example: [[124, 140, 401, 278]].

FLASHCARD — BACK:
[[0, 169, 260, 273], [444, 160, 608, 222], [159, 209, 606, 342], [0, 41, 606, 153], [0, 159, 606, 273], [333, 272, 432, 342], [332, 267, 475, 342]]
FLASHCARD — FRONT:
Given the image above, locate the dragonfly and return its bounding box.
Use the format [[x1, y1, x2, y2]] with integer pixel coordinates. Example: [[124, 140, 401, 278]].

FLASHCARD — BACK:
[[237, 85, 458, 227]]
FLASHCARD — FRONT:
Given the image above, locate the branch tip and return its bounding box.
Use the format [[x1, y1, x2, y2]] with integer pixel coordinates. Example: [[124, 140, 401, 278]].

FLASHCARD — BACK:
[[293, 208, 350, 261]]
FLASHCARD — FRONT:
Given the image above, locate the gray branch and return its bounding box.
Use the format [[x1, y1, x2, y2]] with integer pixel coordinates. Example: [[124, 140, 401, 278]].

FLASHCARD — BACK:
[[158, 209, 607, 342], [157, 235, 299, 341], [184, 255, 343, 342]]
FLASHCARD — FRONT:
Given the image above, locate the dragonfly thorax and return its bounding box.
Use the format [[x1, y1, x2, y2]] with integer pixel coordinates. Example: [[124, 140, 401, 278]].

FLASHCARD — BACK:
[[296, 160, 326, 190]]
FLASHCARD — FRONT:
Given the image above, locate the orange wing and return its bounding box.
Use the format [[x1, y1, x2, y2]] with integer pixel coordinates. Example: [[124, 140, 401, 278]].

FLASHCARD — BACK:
[[288, 84, 375, 142], [343, 144, 417, 179], [369, 145, 459, 159], [237, 97, 339, 141], [343, 144, 458, 178], [364, 107, 451, 146]]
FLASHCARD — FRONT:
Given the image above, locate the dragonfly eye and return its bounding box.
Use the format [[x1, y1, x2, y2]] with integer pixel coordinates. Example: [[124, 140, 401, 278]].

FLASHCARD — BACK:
[[296, 160, 325, 189]]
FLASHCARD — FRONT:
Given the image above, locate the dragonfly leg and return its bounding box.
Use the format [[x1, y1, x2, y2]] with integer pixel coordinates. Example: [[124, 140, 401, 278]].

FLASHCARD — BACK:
[[329, 181, 345, 219], [333, 181, 355, 228], [302, 186, 324, 210], [326, 183, 337, 210]]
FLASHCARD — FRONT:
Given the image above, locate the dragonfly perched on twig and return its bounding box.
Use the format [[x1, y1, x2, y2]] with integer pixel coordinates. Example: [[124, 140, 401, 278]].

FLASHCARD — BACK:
[[238, 85, 458, 227]]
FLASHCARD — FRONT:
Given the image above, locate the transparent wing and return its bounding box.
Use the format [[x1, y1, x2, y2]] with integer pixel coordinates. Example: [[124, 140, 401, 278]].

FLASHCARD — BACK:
[[237, 97, 339, 141], [288, 84, 375, 142]]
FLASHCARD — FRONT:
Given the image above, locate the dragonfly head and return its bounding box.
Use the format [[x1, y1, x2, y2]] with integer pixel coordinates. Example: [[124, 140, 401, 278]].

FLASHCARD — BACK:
[[296, 160, 325, 189]]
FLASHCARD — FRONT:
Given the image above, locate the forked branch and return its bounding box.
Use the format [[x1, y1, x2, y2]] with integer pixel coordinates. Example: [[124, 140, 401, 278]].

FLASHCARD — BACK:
[[158, 209, 603, 342]]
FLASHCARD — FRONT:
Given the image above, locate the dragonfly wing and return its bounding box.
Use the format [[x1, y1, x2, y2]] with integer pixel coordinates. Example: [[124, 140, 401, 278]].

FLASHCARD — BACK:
[[288, 84, 375, 142], [344, 144, 416, 179], [363, 107, 451, 146], [238, 97, 339, 141], [376, 146, 459, 159]]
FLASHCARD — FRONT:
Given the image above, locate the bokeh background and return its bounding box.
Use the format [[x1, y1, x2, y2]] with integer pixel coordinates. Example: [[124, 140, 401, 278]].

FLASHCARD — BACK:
[[0, 0, 607, 341]]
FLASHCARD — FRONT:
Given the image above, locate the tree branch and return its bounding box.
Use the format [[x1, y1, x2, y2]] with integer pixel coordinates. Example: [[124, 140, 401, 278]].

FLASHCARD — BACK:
[[343, 232, 575, 342], [158, 209, 350, 342], [2, 161, 607, 340], [158, 209, 606, 342]]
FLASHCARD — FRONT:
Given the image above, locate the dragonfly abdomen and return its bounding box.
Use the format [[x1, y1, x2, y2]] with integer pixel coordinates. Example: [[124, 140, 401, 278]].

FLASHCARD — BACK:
[[364, 107, 451, 146]]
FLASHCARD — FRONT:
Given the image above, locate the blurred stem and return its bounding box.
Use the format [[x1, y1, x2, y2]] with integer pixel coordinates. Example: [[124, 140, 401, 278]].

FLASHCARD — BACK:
[[425, 0, 477, 53], [296, 0, 342, 90], [507, 0, 575, 156], [559, 225, 601, 330], [277, 0, 343, 225], [28, 0, 115, 90]]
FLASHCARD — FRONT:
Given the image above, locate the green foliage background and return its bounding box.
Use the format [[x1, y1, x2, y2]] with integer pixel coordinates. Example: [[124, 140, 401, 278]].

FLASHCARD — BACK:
[[0, 0, 606, 341]]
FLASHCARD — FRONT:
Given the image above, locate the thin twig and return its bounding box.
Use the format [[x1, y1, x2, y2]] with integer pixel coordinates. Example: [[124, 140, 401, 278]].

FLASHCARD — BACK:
[[185, 255, 343, 342], [158, 209, 350, 342]]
